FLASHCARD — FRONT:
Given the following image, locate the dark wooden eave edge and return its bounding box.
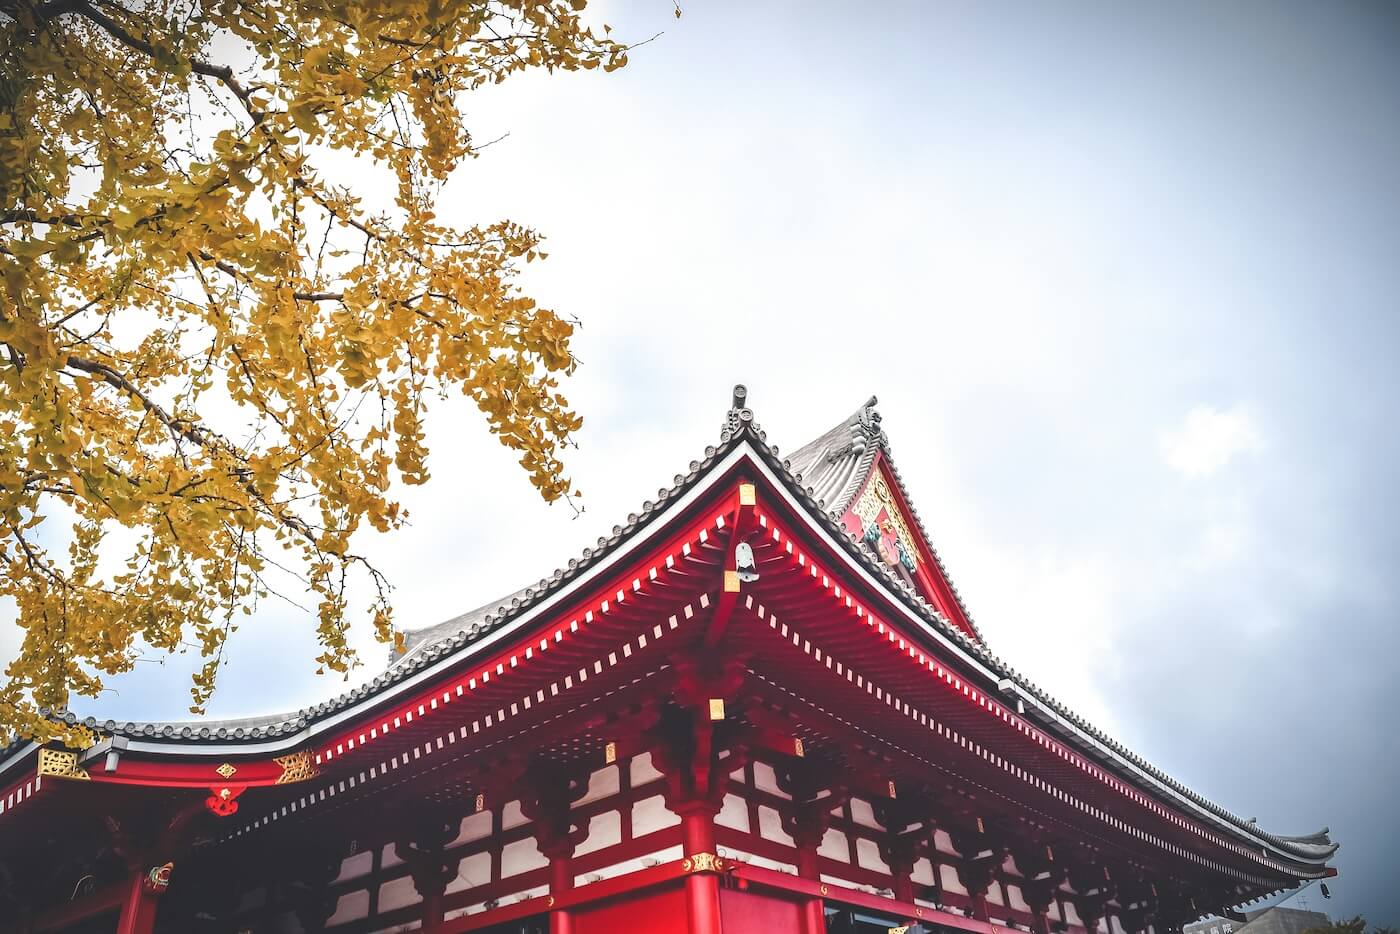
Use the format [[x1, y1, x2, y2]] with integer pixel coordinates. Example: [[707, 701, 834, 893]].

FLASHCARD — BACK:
[[0, 385, 1337, 871]]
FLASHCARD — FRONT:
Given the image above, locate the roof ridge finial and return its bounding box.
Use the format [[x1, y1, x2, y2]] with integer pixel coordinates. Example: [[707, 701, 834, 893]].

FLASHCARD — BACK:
[[723, 383, 756, 439], [854, 393, 886, 447]]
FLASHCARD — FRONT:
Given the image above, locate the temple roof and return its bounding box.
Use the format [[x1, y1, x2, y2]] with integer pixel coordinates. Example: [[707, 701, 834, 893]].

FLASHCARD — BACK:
[[786, 396, 984, 642], [0, 386, 1338, 868]]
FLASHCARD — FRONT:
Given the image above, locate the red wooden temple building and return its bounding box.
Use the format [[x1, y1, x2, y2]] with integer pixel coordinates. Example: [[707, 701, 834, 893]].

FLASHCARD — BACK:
[[0, 387, 1338, 934]]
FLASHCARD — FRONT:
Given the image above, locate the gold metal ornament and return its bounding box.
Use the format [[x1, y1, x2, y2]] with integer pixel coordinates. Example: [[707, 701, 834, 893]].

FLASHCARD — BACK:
[[708, 698, 726, 721], [683, 853, 725, 873], [37, 749, 89, 781], [216, 763, 237, 779], [274, 749, 318, 784], [852, 473, 922, 566]]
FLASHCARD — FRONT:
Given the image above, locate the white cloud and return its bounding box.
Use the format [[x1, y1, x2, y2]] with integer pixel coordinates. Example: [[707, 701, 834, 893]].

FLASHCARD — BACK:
[[1157, 405, 1263, 478]]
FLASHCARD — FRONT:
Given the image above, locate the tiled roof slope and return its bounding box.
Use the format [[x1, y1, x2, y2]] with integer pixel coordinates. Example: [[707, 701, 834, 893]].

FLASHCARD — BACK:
[[786, 396, 986, 644], [4, 386, 1336, 868]]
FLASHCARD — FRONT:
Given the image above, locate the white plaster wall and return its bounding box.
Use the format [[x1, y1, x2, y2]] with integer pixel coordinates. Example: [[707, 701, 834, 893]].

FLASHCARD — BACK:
[[1064, 901, 1083, 926], [377, 874, 422, 912], [630, 751, 662, 786], [855, 837, 889, 874], [575, 810, 622, 857], [335, 850, 374, 882], [453, 809, 493, 846], [326, 889, 370, 927], [445, 851, 491, 894], [941, 863, 967, 894], [757, 804, 795, 847], [574, 765, 620, 807], [576, 845, 684, 886], [500, 837, 548, 877], [715, 793, 750, 833], [912, 857, 936, 885], [633, 794, 682, 835], [819, 828, 851, 863], [717, 848, 796, 874], [849, 798, 881, 829], [752, 762, 791, 799], [501, 799, 528, 830]]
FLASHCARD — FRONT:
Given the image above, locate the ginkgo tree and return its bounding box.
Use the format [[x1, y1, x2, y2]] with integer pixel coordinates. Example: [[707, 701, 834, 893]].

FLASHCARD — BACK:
[[0, 0, 650, 745]]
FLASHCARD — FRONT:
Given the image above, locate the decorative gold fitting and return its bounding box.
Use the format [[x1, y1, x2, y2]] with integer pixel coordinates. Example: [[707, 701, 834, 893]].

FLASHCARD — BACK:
[[216, 763, 237, 779], [738, 483, 757, 507], [144, 861, 173, 895], [474, 792, 486, 812], [887, 780, 897, 799], [547, 896, 556, 908], [916, 909, 925, 918], [219, 787, 231, 800], [274, 749, 318, 785], [37, 749, 89, 781], [976, 816, 985, 834], [682, 853, 725, 873], [820, 884, 829, 896], [793, 737, 805, 758], [889, 927, 911, 934], [708, 698, 726, 721], [723, 570, 742, 593], [604, 741, 617, 764]]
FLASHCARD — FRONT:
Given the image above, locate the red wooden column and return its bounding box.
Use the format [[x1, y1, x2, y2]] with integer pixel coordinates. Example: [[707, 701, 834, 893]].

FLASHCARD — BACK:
[[395, 808, 463, 933], [548, 854, 576, 934], [518, 762, 590, 934], [652, 656, 750, 934], [677, 800, 724, 934], [1014, 846, 1065, 934], [114, 864, 166, 934], [791, 821, 830, 934], [780, 766, 848, 934], [950, 828, 1003, 923], [874, 800, 931, 906]]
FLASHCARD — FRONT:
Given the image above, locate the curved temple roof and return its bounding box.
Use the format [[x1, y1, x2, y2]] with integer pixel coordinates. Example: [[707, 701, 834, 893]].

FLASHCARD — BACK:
[[0, 386, 1337, 874]]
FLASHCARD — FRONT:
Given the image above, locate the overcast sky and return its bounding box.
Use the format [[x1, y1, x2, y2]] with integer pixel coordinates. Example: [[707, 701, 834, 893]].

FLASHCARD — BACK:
[[24, 0, 1400, 924]]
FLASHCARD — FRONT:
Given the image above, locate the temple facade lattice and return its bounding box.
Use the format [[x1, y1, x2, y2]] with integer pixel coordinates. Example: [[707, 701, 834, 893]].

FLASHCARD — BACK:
[[0, 386, 1338, 934]]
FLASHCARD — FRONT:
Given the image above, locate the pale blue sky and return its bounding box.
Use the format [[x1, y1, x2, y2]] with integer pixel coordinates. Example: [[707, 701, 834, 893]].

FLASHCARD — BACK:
[[18, 0, 1399, 923]]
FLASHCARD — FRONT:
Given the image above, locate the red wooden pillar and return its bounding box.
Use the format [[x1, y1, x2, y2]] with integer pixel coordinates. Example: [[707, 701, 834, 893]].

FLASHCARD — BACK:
[[395, 810, 461, 934], [1022, 879, 1056, 934], [114, 868, 160, 934], [794, 844, 827, 934], [548, 853, 575, 934], [679, 802, 723, 934]]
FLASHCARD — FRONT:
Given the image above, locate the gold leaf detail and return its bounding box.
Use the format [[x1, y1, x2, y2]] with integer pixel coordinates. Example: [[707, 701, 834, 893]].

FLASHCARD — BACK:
[[853, 473, 921, 566], [274, 749, 318, 784], [686, 852, 724, 873], [216, 762, 237, 779], [37, 749, 89, 781], [708, 698, 725, 721]]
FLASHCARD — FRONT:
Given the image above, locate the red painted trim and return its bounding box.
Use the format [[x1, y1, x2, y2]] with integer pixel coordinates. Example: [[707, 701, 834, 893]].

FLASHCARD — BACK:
[[753, 504, 1315, 882], [732, 862, 997, 934], [439, 862, 690, 933], [313, 484, 744, 770]]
